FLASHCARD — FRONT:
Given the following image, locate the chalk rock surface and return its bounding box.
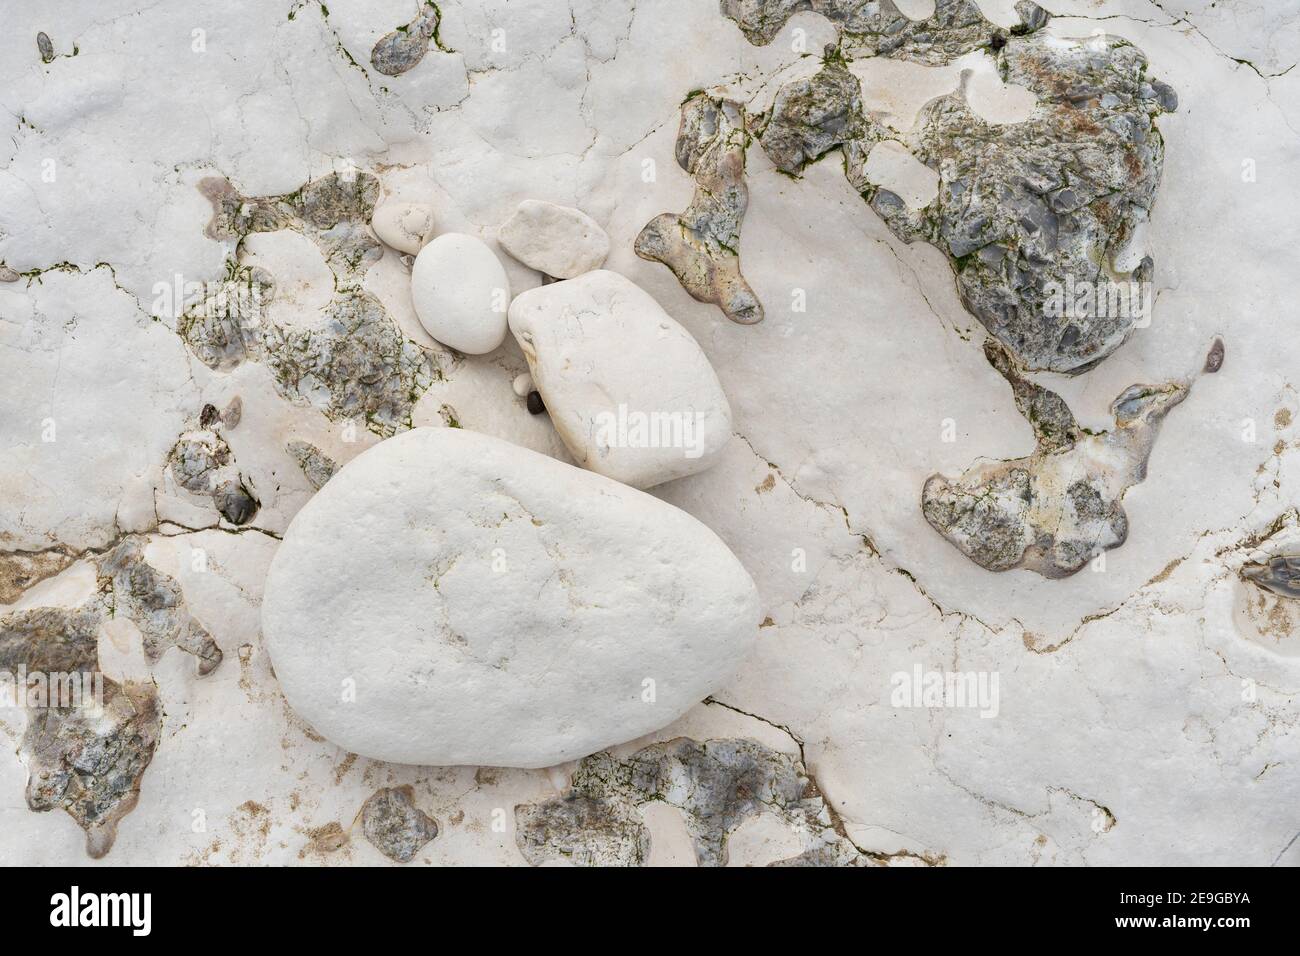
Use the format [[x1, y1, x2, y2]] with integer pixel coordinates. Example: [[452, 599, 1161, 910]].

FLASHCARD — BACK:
[[371, 200, 434, 254], [262, 427, 760, 768], [508, 270, 732, 488], [498, 200, 610, 279], [410, 233, 509, 354]]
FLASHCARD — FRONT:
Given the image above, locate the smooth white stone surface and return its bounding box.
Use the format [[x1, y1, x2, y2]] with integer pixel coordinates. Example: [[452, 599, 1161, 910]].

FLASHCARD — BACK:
[[509, 270, 733, 489], [371, 200, 435, 255], [410, 233, 510, 354], [262, 427, 760, 768], [498, 199, 610, 279]]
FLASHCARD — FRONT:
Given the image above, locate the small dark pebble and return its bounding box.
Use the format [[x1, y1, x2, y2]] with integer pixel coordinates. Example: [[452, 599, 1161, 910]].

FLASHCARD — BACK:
[[199, 403, 219, 428], [1204, 337, 1225, 374], [214, 480, 259, 525], [526, 391, 546, 415], [37, 32, 54, 63]]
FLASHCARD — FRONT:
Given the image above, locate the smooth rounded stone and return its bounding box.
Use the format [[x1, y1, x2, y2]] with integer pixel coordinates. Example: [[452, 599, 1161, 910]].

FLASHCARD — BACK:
[[497, 199, 610, 279], [262, 427, 760, 768], [508, 270, 733, 488], [410, 233, 510, 354], [371, 200, 434, 255], [511, 372, 533, 397]]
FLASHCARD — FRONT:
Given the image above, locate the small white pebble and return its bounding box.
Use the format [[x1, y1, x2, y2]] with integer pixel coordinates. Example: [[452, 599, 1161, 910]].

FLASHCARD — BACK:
[[512, 373, 533, 397]]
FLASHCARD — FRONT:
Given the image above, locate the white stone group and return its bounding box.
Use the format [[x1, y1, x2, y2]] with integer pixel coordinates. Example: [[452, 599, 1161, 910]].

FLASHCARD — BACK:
[[261, 191, 759, 768]]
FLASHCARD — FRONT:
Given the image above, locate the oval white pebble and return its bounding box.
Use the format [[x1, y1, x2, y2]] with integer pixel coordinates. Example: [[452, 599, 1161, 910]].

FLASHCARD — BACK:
[[498, 199, 610, 279], [511, 372, 534, 397], [410, 233, 510, 354], [371, 200, 434, 255], [509, 270, 733, 488], [262, 427, 760, 768]]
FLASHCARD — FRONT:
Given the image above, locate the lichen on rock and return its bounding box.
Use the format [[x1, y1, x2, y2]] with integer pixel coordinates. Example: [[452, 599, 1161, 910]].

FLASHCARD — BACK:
[[260, 291, 435, 435], [515, 737, 867, 866], [635, 95, 764, 325], [190, 174, 440, 436], [922, 344, 1189, 577]]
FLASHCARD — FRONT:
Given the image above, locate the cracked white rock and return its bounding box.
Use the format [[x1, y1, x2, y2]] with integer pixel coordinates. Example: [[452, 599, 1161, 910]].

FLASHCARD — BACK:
[[371, 201, 435, 255], [410, 233, 510, 354], [508, 270, 733, 489], [261, 426, 761, 768], [497, 199, 610, 279]]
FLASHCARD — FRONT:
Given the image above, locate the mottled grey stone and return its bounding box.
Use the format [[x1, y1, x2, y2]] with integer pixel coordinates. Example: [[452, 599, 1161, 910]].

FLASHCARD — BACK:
[[167, 428, 260, 528], [360, 786, 439, 863], [286, 440, 338, 491], [515, 793, 649, 867], [635, 95, 764, 325], [1242, 555, 1300, 600], [23, 678, 161, 859], [96, 539, 223, 675], [370, 3, 442, 76], [191, 176, 441, 437], [737, 1, 1177, 373], [923, 350, 1189, 577], [515, 737, 867, 866], [757, 53, 883, 175]]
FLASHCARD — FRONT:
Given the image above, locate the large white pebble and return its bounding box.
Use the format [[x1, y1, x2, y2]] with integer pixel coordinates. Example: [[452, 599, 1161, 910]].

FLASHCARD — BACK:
[[262, 427, 760, 768], [497, 200, 610, 279], [509, 270, 733, 488], [411, 233, 510, 354], [371, 200, 434, 255]]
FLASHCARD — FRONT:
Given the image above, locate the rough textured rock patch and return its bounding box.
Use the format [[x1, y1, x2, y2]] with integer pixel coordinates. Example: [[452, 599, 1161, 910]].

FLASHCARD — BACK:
[[360, 786, 439, 863], [516, 737, 869, 866], [743, 2, 1177, 372], [636, 95, 764, 325], [922, 343, 1189, 577]]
